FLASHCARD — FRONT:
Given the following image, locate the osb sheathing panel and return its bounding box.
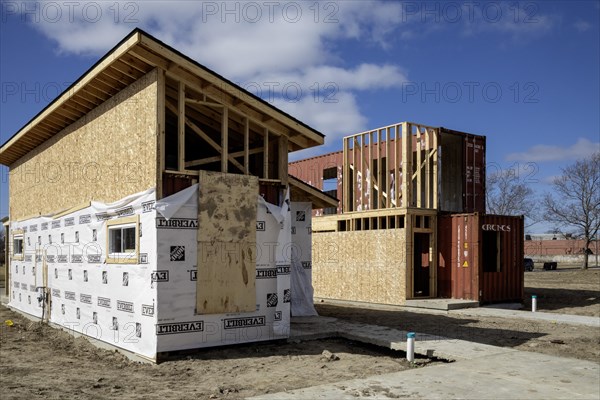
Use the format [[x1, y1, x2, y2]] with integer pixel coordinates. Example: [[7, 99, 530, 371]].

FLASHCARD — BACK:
[[197, 171, 258, 314], [312, 229, 407, 305], [9, 70, 158, 220]]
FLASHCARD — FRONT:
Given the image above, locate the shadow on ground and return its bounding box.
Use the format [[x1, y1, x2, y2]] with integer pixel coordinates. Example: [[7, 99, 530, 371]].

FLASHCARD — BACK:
[[316, 304, 547, 350]]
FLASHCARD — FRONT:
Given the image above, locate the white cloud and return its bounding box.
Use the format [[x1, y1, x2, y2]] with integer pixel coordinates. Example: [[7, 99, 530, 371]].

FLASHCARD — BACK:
[[574, 20, 592, 33], [506, 138, 600, 163]]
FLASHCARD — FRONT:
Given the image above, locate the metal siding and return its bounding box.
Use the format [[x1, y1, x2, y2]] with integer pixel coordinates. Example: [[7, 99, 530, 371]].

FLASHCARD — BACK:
[[289, 152, 344, 214], [480, 215, 524, 303], [463, 135, 486, 213], [437, 214, 480, 301]]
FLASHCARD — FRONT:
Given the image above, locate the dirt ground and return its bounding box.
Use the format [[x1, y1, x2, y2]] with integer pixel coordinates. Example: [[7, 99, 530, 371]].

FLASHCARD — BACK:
[[0, 305, 421, 400], [318, 267, 600, 364], [1, 266, 598, 399]]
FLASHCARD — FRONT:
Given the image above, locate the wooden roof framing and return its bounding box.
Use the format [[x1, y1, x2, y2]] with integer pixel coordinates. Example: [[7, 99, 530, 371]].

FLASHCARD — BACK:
[[0, 28, 324, 166]]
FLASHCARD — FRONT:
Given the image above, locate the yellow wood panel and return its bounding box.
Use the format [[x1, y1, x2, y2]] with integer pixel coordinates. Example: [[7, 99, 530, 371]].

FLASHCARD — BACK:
[[9, 70, 158, 220], [197, 171, 258, 314]]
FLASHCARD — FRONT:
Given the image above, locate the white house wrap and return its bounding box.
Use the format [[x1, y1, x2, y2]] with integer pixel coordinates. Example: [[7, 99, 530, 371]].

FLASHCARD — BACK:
[[8, 185, 314, 361]]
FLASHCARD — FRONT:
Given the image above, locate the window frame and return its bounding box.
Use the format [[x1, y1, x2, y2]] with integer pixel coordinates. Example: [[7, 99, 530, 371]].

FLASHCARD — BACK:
[[106, 215, 140, 264], [12, 229, 24, 261]]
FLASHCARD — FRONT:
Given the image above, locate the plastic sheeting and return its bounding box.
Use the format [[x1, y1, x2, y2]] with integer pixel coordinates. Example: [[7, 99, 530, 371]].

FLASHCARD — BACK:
[[8, 189, 158, 359], [8, 184, 317, 358], [290, 202, 318, 316]]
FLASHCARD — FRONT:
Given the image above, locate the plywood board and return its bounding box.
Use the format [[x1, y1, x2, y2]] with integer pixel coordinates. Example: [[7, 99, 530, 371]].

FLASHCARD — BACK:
[[197, 171, 258, 314], [9, 70, 159, 220], [312, 229, 407, 305]]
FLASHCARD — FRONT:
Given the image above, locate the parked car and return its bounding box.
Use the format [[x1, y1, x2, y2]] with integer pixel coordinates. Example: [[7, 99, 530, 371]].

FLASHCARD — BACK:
[[524, 258, 534, 271]]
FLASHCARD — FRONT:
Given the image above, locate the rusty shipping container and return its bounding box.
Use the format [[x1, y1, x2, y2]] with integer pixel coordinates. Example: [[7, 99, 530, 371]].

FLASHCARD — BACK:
[[438, 213, 524, 303], [438, 128, 486, 214], [289, 151, 344, 215]]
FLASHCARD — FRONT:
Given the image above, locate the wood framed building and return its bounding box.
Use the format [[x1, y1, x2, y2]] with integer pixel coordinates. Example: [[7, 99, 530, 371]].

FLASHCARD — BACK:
[[290, 122, 524, 305], [0, 29, 337, 362]]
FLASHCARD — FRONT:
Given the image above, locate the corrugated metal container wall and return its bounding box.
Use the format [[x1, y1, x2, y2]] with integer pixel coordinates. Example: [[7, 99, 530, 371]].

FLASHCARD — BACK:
[[438, 214, 481, 300], [438, 214, 524, 303], [289, 152, 344, 214], [463, 135, 486, 213], [480, 215, 524, 303]]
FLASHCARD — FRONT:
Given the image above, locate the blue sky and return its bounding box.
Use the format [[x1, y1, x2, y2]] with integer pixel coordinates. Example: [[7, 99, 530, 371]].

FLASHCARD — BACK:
[[1, 1, 599, 233]]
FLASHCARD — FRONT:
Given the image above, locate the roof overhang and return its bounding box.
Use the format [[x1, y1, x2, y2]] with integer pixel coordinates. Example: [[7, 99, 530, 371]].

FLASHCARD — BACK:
[[289, 175, 338, 209], [0, 28, 324, 166]]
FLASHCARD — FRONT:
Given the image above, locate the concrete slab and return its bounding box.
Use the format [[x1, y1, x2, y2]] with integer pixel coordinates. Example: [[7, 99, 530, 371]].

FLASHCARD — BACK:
[[250, 350, 600, 399], [405, 298, 479, 311], [290, 316, 514, 362]]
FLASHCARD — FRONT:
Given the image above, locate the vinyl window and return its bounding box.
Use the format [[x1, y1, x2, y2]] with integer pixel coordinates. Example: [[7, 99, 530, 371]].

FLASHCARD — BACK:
[[106, 216, 139, 264], [12, 230, 24, 260]]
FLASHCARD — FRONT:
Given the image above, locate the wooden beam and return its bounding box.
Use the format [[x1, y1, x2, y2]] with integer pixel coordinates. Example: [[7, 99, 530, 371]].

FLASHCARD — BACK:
[[278, 135, 288, 186], [342, 136, 348, 212], [402, 122, 411, 209], [157, 68, 166, 200], [185, 147, 263, 168], [244, 117, 250, 174], [221, 107, 228, 173], [178, 81, 186, 170], [416, 125, 422, 208], [185, 99, 224, 108], [433, 128, 439, 209], [263, 127, 269, 179], [166, 101, 245, 173]]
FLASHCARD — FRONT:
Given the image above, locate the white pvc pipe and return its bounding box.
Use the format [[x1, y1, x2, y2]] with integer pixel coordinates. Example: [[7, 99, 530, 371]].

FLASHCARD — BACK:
[[532, 295, 537, 312], [407, 332, 415, 362]]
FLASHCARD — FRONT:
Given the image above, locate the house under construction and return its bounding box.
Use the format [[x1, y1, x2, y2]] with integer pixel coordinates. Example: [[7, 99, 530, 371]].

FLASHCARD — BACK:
[[289, 122, 524, 305]]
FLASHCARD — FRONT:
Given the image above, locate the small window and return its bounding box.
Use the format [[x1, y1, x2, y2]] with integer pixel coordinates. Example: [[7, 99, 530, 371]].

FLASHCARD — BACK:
[[106, 215, 140, 264], [12, 231, 24, 261]]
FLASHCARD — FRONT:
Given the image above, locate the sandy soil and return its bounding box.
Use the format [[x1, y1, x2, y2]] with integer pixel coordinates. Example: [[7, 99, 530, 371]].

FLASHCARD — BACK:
[[0, 305, 420, 400], [317, 268, 600, 364], [1, 267, 598, 398]]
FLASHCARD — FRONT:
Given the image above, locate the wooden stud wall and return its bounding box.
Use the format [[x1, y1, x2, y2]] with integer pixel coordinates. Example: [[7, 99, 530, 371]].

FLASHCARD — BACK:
[[9, 70, 158, 220], [342, 122, 438, 214]]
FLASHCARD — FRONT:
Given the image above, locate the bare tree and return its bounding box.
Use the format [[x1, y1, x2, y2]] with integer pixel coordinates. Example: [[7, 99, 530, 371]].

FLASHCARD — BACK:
[[544, 152, 600, 269], [486, 167, 539, 227]]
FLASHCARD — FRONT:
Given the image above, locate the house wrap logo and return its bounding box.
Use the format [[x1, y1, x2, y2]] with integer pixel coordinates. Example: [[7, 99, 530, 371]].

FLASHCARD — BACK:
[[277, 265, 290, 275], [64, 217, 75, 227], [151, 270, 169, 282], [266, 293, 278, 307], [116, 206, 134, 217], [51, 220, 61, 229], [41, 222, 48, 230], [256, 221, 266, 231], [256, 268, 277, 279], [156, 218, 198, 229], [142, 304, 154, 317], [142, 304, 154, 316], [142, 201, 155, 213], [97, 297, 111, 308], [71, 254, 83, 263], [87, 254, 101, 263], [170, 246, 185, 261], [52, 288, 60, 298], [21, 283, 27, 290], [156, 321, 204, 335], [296, 211, 305, 221], [24, 255, 32, 262], [224, 316, 266, 329], [302, 261, 312, 269], [79, 214, 91, 224], [117, 300, 134, 313], [80, 293, 92, 304], [30, 224, 38, 232], [57, 255, 68, 263], [188, 270, 197, 281], [65, 291, 76, 301], [283, 289, 291, 303], [139, 253, 148, 264]]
